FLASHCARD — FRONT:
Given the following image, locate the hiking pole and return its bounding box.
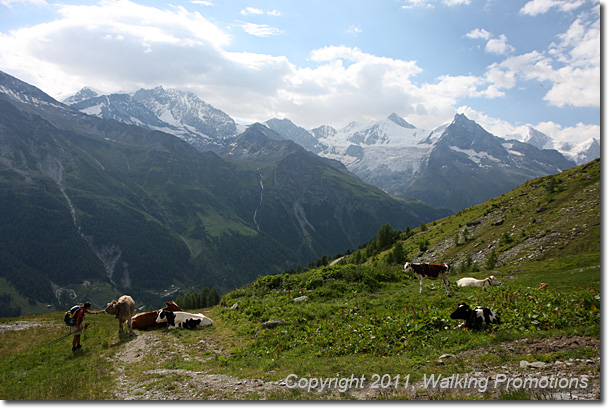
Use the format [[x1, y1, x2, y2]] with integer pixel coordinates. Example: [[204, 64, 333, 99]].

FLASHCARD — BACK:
[[43, 323, 90, 348]]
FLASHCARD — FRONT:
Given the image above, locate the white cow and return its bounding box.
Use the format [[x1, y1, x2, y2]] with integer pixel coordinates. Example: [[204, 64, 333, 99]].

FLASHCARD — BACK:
[[155, 310, 213, 330], [456, 276, 501, 288]]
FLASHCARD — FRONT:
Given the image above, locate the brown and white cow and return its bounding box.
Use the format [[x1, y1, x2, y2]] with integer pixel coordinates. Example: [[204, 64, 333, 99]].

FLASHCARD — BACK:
[[403, 262, 451, 296], [131, 301, 182, 330]]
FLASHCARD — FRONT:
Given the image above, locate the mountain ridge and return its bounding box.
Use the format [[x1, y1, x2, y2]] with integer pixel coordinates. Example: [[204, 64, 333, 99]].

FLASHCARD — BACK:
[[64, 85, 594, 212], [0, 70, 447, 315]]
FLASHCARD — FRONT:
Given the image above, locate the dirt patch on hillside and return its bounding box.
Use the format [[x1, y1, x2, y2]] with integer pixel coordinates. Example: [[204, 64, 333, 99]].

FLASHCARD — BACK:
[[110, 332, 599, 400]]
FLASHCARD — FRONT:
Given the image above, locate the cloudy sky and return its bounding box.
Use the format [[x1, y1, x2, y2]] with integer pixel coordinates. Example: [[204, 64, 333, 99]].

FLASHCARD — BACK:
[[0, 0, 601, 145]]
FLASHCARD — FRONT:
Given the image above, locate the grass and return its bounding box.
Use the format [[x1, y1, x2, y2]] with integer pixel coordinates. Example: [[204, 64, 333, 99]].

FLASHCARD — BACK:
[[199, 256, 599, 385], [0, 255, 600, 400], [0, 160, 600, 400], [0, 312, 119, 400]]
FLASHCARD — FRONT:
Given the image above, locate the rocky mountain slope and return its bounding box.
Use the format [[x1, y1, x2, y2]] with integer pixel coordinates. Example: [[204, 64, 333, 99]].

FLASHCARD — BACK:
[[66, 87, 592, 213], [0, 70, 446, 315], [67, 86, 238, 150], [267, 113, 576, 211]]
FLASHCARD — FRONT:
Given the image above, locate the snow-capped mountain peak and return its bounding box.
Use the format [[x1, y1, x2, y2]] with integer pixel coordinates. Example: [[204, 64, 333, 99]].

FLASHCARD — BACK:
[[64, 86, 237, 150], [387, 112, 416, 129], [62, 87, 100, 105], [523, 126, 554, 150]]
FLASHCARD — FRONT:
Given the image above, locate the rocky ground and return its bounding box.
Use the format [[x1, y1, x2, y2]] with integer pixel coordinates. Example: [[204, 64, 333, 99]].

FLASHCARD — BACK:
[[111, 332, 286, 400], [109, 331, 600, 400]]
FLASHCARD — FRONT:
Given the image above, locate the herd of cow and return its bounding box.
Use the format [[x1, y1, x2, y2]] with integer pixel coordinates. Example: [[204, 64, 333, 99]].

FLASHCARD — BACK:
[[98, 261, 502, 336], [403, 261, 502, 330], [100, 297, 214, 335]]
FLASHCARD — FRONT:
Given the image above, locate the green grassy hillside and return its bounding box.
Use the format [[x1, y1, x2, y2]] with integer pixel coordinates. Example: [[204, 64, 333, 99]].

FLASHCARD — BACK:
[[0, 160, 600, 400]]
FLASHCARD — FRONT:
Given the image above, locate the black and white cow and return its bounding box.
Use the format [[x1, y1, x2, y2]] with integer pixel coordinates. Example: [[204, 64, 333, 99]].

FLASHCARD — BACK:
[[450, 303, 501, 330], [403, 262, 451, 296], [155, 310, 213, 330]]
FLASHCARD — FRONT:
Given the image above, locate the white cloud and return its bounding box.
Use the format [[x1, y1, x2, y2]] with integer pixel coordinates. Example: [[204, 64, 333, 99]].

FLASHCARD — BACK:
[[346, 25, 363, 35], [240, 7, 263, 15], [443, 0, 471, 5], [240, 6, 280, 16], [191, 1, 213, 6], [0, 0, 599, 135], [240, 22, 284, 37], [466, 29, 514, 55], [402, 0, 435, 9], [485, 34, 515, 55], [0, 0, 47, 7], [482, 5, 599, 108], [0, 0, 233, 94], [401, 0, 473, 8], [465, 28, 492, 40], [520, 0, 588, 16]]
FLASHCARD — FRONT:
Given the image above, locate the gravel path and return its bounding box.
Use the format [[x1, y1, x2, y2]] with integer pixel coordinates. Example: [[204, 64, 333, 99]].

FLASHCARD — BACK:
[[110, 331, 599, 400]]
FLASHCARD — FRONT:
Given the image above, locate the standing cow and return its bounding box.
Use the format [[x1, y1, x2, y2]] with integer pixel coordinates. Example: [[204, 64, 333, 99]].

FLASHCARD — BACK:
[[104, 295, 136, 334], [403, 262, 451, 296]]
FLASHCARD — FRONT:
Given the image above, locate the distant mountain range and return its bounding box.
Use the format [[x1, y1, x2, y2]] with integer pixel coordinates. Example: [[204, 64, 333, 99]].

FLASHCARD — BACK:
[[62, 86, 592, 212], [0, 70, 446, 314], [287, 112, 576, 211]]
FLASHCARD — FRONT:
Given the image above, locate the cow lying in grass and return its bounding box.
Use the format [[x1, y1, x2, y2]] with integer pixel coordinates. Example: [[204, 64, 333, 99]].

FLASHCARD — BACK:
[[450, 303, 501, 330], [456, 276, 501, 288], [131, 301, 182, 330], [155, 310, 213, 330], [403, 262, 451, 296]]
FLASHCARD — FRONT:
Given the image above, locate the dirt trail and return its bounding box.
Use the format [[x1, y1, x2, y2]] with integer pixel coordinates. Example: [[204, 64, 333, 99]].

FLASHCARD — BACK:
[[111, 331, 285, 400], [109, 331, 600, 400]]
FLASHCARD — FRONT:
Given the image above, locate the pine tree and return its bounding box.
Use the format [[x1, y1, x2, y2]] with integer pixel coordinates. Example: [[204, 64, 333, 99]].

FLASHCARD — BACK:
[[392, 241, 406, 265]]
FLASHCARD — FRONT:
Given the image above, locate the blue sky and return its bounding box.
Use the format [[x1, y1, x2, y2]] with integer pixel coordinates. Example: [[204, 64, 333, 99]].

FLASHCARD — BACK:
[[0, 0, 601, 145]]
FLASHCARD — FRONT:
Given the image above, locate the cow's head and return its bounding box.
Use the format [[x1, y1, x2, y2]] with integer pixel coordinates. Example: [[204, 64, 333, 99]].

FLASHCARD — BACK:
[[450, 303, 471, 320], [165, 301, 182, 312], [488, 276, 501, 286], [403, 262, 412, 273], [104, 300, 118, 315], [155, 309, 175, 326]]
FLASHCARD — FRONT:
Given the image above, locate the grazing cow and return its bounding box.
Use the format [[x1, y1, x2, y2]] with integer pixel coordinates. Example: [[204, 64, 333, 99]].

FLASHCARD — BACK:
[[131, 301, 182, 330], [104, 295, 136, 334], [155, 310, 213, 330], [403, 262, 451, 296], [450, 303, 501, 330], [456, 276, 501, 288]]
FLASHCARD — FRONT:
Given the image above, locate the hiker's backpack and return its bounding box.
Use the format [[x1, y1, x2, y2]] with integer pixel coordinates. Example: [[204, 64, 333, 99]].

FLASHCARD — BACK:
[[64, 305, 81, 327]]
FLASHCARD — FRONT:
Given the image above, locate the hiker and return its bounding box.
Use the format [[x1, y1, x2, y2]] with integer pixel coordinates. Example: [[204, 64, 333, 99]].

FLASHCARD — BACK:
[[71, 302, 103, 352]]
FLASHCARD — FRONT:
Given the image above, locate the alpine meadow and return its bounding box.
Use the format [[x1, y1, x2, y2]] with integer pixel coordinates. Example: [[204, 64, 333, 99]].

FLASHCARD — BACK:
[[0, 159, 600, 400], [0, 0, 601, 400]]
